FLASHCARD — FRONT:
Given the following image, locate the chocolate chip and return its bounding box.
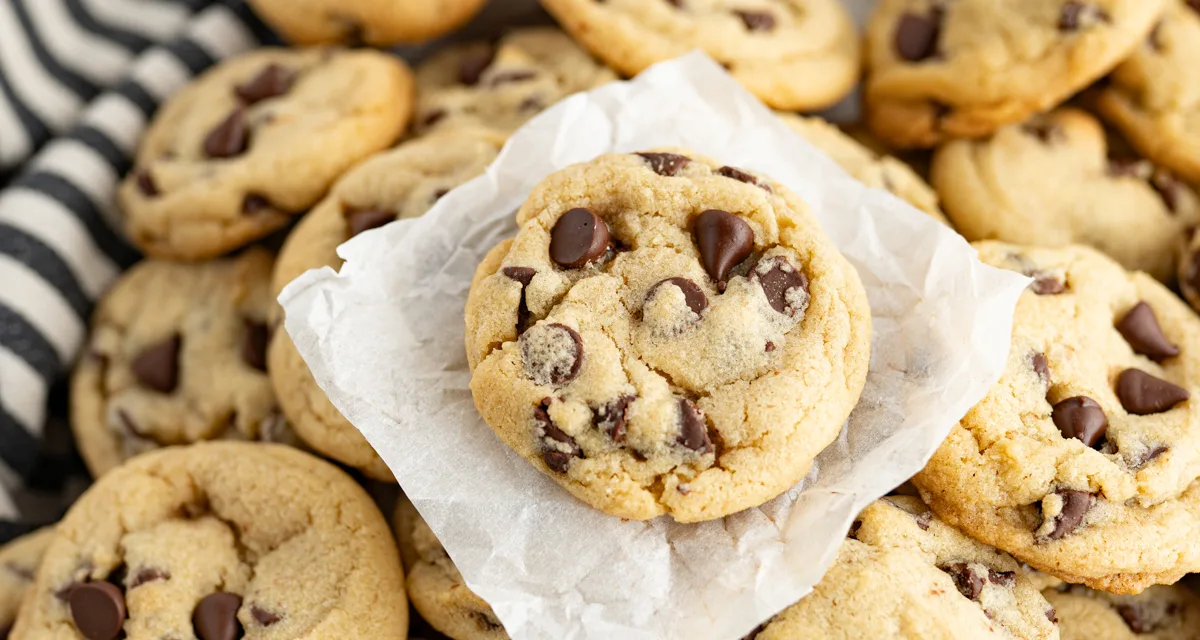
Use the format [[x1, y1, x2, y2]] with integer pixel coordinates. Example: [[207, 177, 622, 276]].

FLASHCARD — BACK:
[[241, 319, 268, 372], [1130, 444, 1168, 469], [595, 395, 634, 442], [203, 108, 249, 159], [1032, 352, 1050, 382], [131, 334, 181, 394], [1044, 490, 1093, 540], [1022, 121, 1062, 144], [535, 400, 582, 472], [677, 398, 712, 453], [1046, 607, 1058, 623], [940, 563, 984, 600], [1151, 170, 1184, 213], [716, 166, 770, 192], [987, 570, 1016, 587], [1029, 272, 1066, 295], [1107, 158, 1150, 179], [503, 266, 536, 286], [1117, 369, 1189, 415], [488, 70, 537, 86], [636, 152, 691, 176], [235, 64, 294, 104], [128, 567, 169, 588], [250, 605, 281, 626], [894, 10, 942, 62], [647, 278, 708, 316], [1059, 2, 1109, 31], [549, 208, 611, 269], [242, 194, 270, 214], [1116, 603, 1160, 633], [734, 10, 775, 31], [419, 109, 447, 129], [765, 341, 776, 352], [754, 257, 809, 317], [458, 47, 496, 85], [693, 209, 754, 291], [193, 592, 243, 640], [520, 323, 583, 386], [518, 96, 543, 112], [69, 582, 126, 640], [1052, 396, 1108, 448], [1117, 302, 1179, 360], [915, 511, 933, 531], [135, 170, 158, 196], [344, 207, 394, 238]]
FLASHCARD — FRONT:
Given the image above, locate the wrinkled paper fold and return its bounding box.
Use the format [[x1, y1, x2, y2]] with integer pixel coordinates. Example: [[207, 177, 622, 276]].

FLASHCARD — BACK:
[[280, 53, 1030, 640]]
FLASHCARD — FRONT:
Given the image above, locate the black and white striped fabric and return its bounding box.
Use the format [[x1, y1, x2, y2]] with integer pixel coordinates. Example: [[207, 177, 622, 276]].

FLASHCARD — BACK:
[[0, 0, 274, 541]]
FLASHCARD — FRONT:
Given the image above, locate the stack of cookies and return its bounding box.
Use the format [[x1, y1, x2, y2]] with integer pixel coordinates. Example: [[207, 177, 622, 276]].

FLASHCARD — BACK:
[[6, 0, 1200, 638]]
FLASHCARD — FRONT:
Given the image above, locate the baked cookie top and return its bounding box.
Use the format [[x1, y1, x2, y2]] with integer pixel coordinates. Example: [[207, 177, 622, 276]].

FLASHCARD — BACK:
[[10, 443, 407, 640], [466, 148, 871, 522], [915, 242, 1200, 594], [412, 28, 617, 142], [932, 108, 1198, 282], [865, 0, 1165, 147], [0, 528, 54, 634], [269, 129, 503, 482], [1045, 582, 1200, 640], [753, 497, 1059, 640], [247, 0, 488, 46], [118, 48, 413, 260]]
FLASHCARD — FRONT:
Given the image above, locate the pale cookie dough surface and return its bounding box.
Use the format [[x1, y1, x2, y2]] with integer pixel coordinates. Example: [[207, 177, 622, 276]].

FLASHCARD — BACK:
[[269, 130, 503, 482], [248, 0, 488, 46], [391, 497, 506, 640], [1095, 0, 1200, 185], [10, 443, 407, 640], [752, 497, 1059, 640], [778, 114, 946, 222], [865, 0, 1165, 148], [412, 28, 617, 142], [915, 242, 1200, 594], [932, 109, 1199, 282], [540, 0, 860, 111], [465, 149, 871, 522], [0, 528, 54, 635], [1046, 583, 1200, 640], [72, 248, 299, 479], [118, 48, 413, 260]]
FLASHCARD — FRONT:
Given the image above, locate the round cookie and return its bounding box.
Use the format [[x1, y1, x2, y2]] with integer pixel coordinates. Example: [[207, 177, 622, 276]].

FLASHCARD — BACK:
[[864, 0, 1166, 148], [71, 248, 299, 478], [1045, 583, 1200, 640], [118, 48, 413, 260], [931, 109, 1199, 282], [539, 0, 859, 111], [751, 497, 1059, 640], [0, 528, 54, 635], [269, 129, 503, 482], [391, 496, 506, 640], [247, 0, 488, 46], [914, 242, 1200, 594], [412, 28, 617, 142], [465, 149, 871, 522], [1094, 0, 1200, 186], [10, 443, 407, 639], [778, 114, 946, 222]]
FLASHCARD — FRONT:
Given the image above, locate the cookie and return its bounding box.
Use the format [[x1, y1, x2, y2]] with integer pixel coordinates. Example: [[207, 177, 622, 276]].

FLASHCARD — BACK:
[[71, 248, 300, 478], [412, 28, 617, 142], [10, 443, 407, 640], [1045, 583, 1200, 640], [778, 114, 946, 222], [465, 149, 871, 522], [539, 0, 859, 111], [117, 48, 413, 260], [751, 497, 1059, 640], [247, 0, 488, 46], [392, 496, 506, 640], [914, 242, 1200, 594], [864, 0, 1166, 148], [269, 129, 503, 482], [1094, 0, 1200, 186], [0, 528, 54, 635], [931, 109, 1199, 282]]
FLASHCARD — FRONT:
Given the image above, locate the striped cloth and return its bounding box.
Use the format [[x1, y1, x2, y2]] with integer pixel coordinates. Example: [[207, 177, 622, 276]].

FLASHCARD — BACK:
[[0, 0, 274, 541]]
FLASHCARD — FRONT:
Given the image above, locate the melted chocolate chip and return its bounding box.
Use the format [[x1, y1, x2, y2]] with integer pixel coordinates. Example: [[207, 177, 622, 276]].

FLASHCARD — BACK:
[[1130, 444, 1168, 469], [647, 278, 708, 316], [1032, 352, 1050, 382], [135, 170, 158, 196], [716, 166, 770, 192], [235, 64, 294, 104], [344, 208, 395, 238], [1116, 302, 1179, 361], [914, 511, 933, 531], [1059, 2, 1109, 31], [503, 266, 536, 331], [69, 582, 126, 640], [596, 396, 634, 442], [1116, 603, 1161, 633], [488, 70, 537, 85], [1117, 369, 1189, 415], [755, 257, 809, 317], [250, 605, 281, 626], [131, 334, 181, 394], [458, 47, 496, 85], [242, 194, 271, 214], [1046, 607, 1058, 623], [520, 323, 583, 386], [1043, 490, 1093, 540], [419, 109, 447, 129], [940, 563, 984, 600], [193, 592, 243, 640], [535, 400, 582, 472], [1029, 272, 1066, 295], [894, 9, 943, 62], [735, 10, 775, 31], [203, 108, 249, 159], [693, 209, 754, 291], [1022, 121, 1062, 144], [636, 152, 691, 176], [128, 567, 169, 588], [241, 319, 269, 372], [1052, 396, 1108, 448], [550, 208, 611, 269], [677, 398, 712, 453]]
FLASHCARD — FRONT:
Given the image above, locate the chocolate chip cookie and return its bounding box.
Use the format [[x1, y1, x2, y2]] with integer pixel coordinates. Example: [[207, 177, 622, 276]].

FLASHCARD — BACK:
[[865, 0, 1166, 148], [71, 248, 299, 478], [248, 0, 488, 46], [932, 109, 1198, 282], [10, 443, 408, 640], [778, 114, 946, 222], [540, 0, 860, 111], [270, 129, 503, 482], [465, 149, 872, 522], [118, 48, 413, 261], [1094, 0, 1200, 187], [392, 496, 506, 640], [0, 528, 53, 636], [412, 28, 617, 142], [914, 242, 1200, 594], [1046, 582, 1200, 640], [751, 497, 1059, 640]]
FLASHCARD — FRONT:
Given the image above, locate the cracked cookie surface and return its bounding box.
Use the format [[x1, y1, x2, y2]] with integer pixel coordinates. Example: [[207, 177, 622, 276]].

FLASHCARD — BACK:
[[247, 0, 487, 46], [914, 242, 1200, 594], [0, 528, 54, 635], [1045, 582, 1200, 640], [465, 149, 871, 522]]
